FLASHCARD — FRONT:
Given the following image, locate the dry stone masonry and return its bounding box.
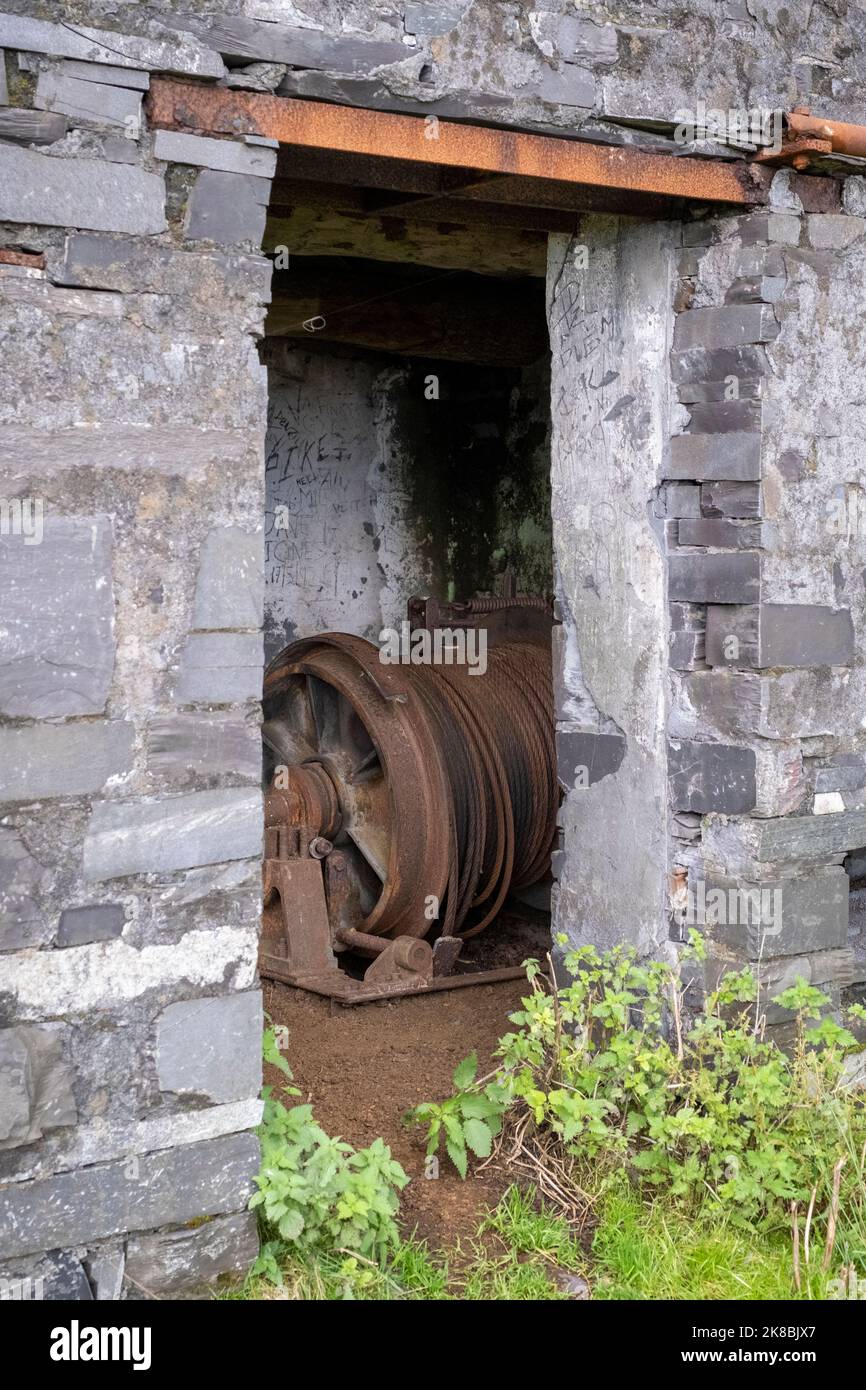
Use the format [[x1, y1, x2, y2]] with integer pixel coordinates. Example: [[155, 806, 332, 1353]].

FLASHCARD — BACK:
[[1, 0, 866, 1296]]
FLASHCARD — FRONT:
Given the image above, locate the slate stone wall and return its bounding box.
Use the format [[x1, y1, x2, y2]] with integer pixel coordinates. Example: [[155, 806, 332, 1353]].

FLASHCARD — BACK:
[[666, 180, 866, 1030], [0, 4, 273, 1299]]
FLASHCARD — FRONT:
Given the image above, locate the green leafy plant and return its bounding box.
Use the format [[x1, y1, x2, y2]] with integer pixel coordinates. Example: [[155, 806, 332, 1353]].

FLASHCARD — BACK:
[[251, 1031, 409, 1284], [411, 937, 866, 1255], [408, 1051, 508, 1178]]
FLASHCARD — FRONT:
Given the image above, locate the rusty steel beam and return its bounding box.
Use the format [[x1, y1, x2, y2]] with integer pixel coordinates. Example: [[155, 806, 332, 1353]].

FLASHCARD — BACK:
[[147, 78, 764, 208]]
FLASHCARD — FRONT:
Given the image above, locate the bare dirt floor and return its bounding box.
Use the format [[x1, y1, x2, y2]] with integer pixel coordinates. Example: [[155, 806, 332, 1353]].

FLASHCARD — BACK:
[[263, 975, 529, 1253]]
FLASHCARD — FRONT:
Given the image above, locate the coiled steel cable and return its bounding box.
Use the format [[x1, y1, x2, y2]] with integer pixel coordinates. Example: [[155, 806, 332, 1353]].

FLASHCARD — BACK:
[[415, 640, 557, 938]]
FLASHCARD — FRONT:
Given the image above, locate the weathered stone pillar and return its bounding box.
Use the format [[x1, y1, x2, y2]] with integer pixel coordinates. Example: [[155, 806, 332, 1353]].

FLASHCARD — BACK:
[[548, 218, 677, 958]]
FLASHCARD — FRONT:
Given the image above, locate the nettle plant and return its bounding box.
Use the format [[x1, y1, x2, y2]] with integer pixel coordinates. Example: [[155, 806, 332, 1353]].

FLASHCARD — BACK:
[[251, 1028, 409, 1284], [411, 936, 866, 1233]]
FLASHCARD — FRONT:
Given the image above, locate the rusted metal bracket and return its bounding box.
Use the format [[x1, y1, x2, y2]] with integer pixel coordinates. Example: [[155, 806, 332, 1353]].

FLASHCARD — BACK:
[[752, 108, 866, 171], [147, 79, 764, 210], [259, 833, 525, 1004]]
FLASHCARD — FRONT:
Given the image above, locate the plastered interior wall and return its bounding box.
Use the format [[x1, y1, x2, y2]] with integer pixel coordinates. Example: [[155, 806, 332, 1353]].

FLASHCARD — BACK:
[[262, 340, 552, 661]]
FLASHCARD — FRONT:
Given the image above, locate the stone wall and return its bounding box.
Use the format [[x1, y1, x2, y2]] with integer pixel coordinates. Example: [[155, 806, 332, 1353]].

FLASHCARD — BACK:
[[0, 6, 273, 1298], [666, 178, 866, 1033]]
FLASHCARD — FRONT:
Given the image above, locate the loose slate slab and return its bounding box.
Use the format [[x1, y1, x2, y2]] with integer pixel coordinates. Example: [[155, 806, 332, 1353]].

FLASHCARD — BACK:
[[0, 143, 166, 234], [57, 60, 150, 90], [0, 516, 116, 718]]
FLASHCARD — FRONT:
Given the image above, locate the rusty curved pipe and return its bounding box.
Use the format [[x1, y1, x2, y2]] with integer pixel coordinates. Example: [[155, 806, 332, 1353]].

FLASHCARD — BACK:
[[786, 109, 866, 159]]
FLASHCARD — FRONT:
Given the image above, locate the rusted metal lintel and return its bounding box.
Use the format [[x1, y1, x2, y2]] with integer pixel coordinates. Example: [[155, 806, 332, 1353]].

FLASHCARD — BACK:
[[147, 79, 763, 207]]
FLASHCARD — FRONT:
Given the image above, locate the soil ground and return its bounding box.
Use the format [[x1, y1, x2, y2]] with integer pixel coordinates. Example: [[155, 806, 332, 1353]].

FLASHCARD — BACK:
[[263, 975, 528, 1252]]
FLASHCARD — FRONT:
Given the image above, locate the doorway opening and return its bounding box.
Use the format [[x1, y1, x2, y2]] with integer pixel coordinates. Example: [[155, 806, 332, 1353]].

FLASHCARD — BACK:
[[258, 216, 555, 999]]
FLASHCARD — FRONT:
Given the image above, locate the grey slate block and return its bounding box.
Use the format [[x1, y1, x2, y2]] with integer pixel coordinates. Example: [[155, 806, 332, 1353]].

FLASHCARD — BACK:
[[705, 809, 866, 867], [34, 70, 142, 129], [154, 129, 276, 179], [539, 65, 595, 108], [58, 233, 272, 302], [557, 16, 619, 63], [0, 143, 166, 234], [185, 169, 269, 247], [0, 721, 134, 801], [0, 14, 225, 78], [56, 60, 150, 90], [662, 482, 701, 517], [701, 867, 849, 958], [668, 431, 761, 481], [701, 481, 762, 517], [84, 1246, 125, 1301], [668, 551, 760, 603], [670, 344, 770, 385], [57, 904, 125, 948], [0, 1249, 92, 1300], [174, 15, 407, 73], [157, 991, 262, 1103], [668, 739, 756, 813], [0, 517, 116, 719], [83, 788, 262, 881], [678, 518, 762, 548], [172, 632, 263, 706], [704, 605, 759, 666], [405, 1, 470, 35], [0, 1133, 258, 1259], [673, 304, 780, 352], [0, 1024, 76, 1151], [706, 604, 855, 668], [668, 629, 706, 669], [124, 1211, 258, 1296], [193, 526, 263, 629], [0, 827, 52, 953], [147, 712, 261, 783], [686, 399, 762, 433], [0, 107, 67, 143], [556, 729, 626, 789], [678, 378, 762, 403]]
